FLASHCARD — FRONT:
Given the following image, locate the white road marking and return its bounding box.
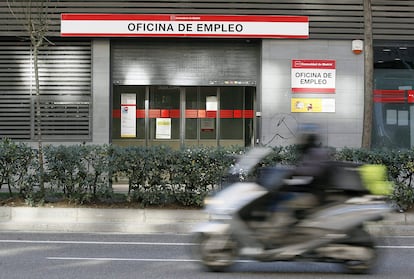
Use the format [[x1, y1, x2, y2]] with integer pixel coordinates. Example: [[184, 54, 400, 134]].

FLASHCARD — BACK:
[[47, 257, 199, 262], [382, 236, 414, 238], [377, 246, 414, 249], [2, 239, 414, 249], [47, 257, 254, 263], [0, 240, 195, 246]]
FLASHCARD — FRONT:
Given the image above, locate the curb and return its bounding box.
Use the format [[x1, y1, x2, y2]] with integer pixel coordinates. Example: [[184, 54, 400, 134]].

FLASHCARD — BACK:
[[0, 207, 412, 235], [366, 211, 414, 236], [0, 207, 207, 234]]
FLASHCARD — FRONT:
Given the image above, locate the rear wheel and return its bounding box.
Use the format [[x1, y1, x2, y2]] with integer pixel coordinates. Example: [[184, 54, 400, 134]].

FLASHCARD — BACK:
[[343, 246, 377, 274], [193, 233, 237, 272], [341, 227, 378, 274]]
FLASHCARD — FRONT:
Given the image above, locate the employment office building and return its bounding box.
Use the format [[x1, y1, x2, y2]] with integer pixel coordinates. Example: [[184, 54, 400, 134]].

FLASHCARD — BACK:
[[1, 1, 414, 149]]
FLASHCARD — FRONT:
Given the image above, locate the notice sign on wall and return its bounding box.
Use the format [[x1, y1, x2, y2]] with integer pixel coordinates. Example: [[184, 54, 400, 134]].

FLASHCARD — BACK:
[[156, 118, 172, 139], [61, 14, 309, 39], [291, 60, 336, 93], [201, 118, 215, 132], [291, 98, 335, 113], [121, 94, 136, 138]]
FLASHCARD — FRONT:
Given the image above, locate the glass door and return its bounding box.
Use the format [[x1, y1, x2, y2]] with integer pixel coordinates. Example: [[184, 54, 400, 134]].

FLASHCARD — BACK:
[[184, 86, 255, 147], [149, 86, 181, 149], [220, 87, 245, 147], [185, 87, 218, 147]]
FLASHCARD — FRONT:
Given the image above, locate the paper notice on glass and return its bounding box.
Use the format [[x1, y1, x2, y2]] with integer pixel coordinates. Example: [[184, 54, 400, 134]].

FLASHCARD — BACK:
[[386, 110, 397, 125], [156, 118, 171, 139], [121, 94, 136, 138], [398, 110, 409, 126], [201, 118, 215, 131], [206, 96, 218, 111]]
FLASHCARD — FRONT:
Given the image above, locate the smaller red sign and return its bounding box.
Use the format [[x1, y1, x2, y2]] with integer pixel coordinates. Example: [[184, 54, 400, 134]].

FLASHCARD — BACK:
[[291, 59, 336, 94]]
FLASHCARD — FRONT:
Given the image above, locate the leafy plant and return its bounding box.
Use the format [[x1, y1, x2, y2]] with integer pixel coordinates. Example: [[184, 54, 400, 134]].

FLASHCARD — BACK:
[[83, 144, 113, 197], [44, 144, 89, 199], [0, 138, 35, 196], [1, 140, 414, 210]]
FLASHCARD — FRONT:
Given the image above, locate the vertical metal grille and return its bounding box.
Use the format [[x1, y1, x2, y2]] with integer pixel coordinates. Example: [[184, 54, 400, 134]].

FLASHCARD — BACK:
[[0, 41, 92, 140], [0, 43, 32, 139], [112, 39, 259, 86]]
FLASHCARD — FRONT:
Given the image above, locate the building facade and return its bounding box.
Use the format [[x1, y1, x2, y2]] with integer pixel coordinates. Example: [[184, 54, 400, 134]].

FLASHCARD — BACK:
[[1, 1, 414, 149]]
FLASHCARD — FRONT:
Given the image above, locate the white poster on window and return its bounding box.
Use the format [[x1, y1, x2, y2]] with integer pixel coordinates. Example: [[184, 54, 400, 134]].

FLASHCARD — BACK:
[[156, 118, 171, 139], [206, 96, 218, 111], [121, 94, 136, 138], [398, 110, 409, 126], [386, 110, 397, 125]]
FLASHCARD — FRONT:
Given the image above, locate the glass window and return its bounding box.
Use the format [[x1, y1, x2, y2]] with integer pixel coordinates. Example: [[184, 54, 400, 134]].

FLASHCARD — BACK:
[[112, 86, 146, 140], [200, 87, 217, 140], [112, 85, 254, 147], [220, 87, 244, 140], [373, 44, 414, 148], [149, 86, 180, 140], [185, 87, 198, 140]]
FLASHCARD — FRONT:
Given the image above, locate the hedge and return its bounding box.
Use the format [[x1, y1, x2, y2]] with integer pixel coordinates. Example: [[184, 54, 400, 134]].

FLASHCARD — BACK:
[[0, 138, 413, 210]]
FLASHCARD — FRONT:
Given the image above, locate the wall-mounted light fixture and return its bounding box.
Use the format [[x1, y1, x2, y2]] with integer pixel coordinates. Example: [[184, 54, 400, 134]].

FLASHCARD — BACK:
[[352, 39, 363, 54]]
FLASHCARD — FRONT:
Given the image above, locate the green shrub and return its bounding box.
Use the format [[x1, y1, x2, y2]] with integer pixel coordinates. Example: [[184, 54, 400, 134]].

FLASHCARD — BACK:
[[1, 140, 414, 210], [0, 138, 36, 197], [83, 144, 113, 196], [44, 145, 89, 198], [111, 145, 147, 193], [44, 144, 115, 203]]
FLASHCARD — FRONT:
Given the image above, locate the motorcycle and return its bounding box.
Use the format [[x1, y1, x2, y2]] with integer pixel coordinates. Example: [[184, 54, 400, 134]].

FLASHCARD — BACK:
[[192, 147, 391, 274]]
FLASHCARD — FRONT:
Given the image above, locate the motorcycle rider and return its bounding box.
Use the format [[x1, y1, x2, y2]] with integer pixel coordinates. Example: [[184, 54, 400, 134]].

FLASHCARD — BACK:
[[269, 130, 331, 227], [294, 131, 331, 204]]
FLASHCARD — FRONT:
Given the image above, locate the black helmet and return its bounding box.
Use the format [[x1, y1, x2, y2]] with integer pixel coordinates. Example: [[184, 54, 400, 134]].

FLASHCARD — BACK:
[[298, 132, 319, 149], [296, 123, 321, 152]]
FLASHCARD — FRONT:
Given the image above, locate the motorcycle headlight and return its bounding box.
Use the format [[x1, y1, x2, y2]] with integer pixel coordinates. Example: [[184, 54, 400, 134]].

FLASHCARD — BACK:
[[203, 197, 234, 218], [204, 197, 224, 206]]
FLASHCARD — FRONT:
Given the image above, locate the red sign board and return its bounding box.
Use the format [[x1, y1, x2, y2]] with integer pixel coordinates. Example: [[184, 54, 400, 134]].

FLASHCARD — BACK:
[[61, 14, 309, 38]]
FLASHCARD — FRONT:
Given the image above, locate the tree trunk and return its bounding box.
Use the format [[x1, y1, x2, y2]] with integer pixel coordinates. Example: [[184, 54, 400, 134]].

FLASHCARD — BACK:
[[33, 43, 45, 194], [362, 0, 373, 149]]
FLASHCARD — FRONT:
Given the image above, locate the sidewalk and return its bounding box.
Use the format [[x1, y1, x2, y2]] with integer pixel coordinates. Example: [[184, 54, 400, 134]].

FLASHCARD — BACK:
[[0, 184, 412, 235], [0, 207, 205, 234]]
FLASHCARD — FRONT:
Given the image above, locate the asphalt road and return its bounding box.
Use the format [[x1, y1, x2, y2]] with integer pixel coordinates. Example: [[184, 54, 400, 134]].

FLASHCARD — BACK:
[[0, 232, 413, 279]]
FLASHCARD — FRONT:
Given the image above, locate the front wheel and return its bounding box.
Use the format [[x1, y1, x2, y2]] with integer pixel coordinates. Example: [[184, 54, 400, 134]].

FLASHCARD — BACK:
[[193, 233, 238, 272]]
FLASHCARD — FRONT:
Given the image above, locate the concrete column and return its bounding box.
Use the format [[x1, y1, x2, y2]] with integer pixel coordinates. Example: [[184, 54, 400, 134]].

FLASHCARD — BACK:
[[92, 39, 111, 144]]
